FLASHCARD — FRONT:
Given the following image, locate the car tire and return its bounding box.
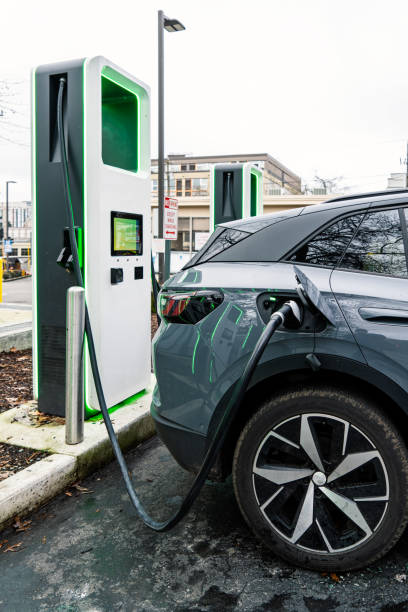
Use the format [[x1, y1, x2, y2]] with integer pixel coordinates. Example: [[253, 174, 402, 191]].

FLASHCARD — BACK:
[[232, 386, 408, 571]]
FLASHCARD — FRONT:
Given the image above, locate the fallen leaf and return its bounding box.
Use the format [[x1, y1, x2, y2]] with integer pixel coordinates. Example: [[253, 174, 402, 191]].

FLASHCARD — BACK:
[[9, 347, 17, 353], [95, 509, 100, 513], [26, 452, 40, 464], [330, 572, 340, 583], [65, 491, 73, 497], [72, 484, 91, 493], [13, 516, 32, 532], [3, 542, 22, 553], [16, 356, 30, 361], [42, 536, 46, 544], [0, 540, 8, 549]]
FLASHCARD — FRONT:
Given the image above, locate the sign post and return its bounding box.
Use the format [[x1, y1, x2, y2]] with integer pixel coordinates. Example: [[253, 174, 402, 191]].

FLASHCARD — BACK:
[[163, 196, 178, 240], [163, 197, 178, 279]]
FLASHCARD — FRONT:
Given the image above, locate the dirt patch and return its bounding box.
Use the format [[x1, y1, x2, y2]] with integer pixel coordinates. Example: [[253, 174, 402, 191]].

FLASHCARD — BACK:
[[0, 445, 48, 481], [0, 348, 32, 415]]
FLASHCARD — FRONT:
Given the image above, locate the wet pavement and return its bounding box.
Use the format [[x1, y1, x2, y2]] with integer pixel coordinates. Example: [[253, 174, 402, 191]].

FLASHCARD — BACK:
[[1, 435, 408, 611]]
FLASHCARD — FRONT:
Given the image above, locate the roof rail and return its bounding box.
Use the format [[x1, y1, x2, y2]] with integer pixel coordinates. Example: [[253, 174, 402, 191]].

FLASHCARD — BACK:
[[326, 188, 408, 203]]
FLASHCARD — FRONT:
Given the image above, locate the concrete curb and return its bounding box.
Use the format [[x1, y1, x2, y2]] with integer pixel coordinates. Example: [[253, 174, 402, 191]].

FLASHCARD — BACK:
[[0, 455, 76, 527], [0, 386, 156, 531], [3, 275, 32, 282], [0, 327, 32, 352]]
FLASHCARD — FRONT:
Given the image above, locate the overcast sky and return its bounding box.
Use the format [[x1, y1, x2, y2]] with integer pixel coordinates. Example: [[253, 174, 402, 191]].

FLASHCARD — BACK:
[[1, 0, 408, 201]]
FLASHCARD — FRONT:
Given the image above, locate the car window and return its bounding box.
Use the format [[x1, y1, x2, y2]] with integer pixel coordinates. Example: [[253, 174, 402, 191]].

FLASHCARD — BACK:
[[339, 209, 407, 277], [289, 214, 364, 266]]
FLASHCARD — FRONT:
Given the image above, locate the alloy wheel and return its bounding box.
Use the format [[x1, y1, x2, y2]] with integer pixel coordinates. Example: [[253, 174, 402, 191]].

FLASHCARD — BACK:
[[252, 413, 389, 553]]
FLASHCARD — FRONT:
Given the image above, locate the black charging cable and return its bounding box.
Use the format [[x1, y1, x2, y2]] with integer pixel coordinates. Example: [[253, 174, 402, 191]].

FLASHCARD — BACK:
[[57, 77, 303, 531]]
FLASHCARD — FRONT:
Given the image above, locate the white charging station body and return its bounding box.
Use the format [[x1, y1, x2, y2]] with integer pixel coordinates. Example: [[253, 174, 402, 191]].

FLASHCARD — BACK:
[[32, 56, 151, 416]]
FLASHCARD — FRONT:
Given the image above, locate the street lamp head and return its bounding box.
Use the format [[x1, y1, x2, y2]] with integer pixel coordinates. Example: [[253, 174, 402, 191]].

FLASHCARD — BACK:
[[163, 17, 185, 32], [6, 180, 16, 185]]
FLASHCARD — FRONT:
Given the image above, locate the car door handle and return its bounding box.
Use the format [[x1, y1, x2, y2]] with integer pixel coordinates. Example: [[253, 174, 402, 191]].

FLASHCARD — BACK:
[[359, 307, 408, 324]]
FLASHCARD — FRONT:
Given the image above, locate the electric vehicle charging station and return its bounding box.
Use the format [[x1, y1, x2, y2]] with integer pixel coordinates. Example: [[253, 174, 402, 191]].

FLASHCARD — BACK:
[[32, 56, 151, 417], [210, 163, 263, 229]]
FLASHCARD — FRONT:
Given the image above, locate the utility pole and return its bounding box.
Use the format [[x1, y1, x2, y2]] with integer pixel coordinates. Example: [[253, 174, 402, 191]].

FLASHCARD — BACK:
[[5, 180, 16, 271]]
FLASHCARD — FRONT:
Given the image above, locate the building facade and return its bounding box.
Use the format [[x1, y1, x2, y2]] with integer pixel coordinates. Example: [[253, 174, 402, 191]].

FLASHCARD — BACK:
[[0, 200, 32, 261], [151, 153, 332, 269], [0, 154, 336, 273]]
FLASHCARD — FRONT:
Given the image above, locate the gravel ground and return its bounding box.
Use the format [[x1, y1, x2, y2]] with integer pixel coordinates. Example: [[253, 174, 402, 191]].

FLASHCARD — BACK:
[[0, 348, 32, 414], [0, 445, 48, 482], [0, 348, 44, 478]]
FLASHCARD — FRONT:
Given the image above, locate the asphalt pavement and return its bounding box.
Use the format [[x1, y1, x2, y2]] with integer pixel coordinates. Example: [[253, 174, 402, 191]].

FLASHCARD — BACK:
[[1, 276, 32, 306], [1, 436, 408, 611]]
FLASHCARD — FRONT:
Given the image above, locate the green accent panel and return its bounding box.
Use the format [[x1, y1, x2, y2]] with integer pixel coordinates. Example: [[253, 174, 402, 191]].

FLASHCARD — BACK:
[[250, 171, 258, 216], [250, 167, 262, 216], [32, 68, 38, 399], [101, 68, 138, 173], [87, 389, 148, 421], [77, 226, 84, 268]]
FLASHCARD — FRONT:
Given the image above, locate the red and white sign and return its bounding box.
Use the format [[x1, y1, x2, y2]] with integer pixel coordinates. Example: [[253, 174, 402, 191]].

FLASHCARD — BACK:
[[164, 196, 179, 240]]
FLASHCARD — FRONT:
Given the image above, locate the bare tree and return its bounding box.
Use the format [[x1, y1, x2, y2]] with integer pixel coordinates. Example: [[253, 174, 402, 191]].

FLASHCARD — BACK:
[[0, 79, 29, 148]]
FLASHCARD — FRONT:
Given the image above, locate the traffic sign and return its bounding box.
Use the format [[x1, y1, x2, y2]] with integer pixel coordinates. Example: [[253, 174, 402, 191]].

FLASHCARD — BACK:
[[163, 197, 178, 240]]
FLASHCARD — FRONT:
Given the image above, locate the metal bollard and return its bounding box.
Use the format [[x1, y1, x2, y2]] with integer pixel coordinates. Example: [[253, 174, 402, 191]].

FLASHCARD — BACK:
[[65, 286, 85, 444]]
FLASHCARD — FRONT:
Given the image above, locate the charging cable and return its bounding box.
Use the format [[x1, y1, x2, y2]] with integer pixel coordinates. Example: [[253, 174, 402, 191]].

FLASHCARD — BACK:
[[57, 77, 303, 531]]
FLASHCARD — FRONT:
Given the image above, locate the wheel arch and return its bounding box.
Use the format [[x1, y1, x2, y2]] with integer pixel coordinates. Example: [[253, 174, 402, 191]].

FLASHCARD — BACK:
[[209, 353, 408, 479]]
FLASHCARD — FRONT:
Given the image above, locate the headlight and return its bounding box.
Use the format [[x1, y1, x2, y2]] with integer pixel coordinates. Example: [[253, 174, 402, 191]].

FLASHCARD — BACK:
[[159, 290, 224, 324]]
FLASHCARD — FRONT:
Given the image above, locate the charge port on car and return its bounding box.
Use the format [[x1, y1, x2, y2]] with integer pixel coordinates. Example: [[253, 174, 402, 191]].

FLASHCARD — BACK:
[[256, 292, 326, 332]]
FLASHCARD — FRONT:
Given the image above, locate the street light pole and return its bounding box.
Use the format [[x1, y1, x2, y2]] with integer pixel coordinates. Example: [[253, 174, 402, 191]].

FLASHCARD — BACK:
[[157, 10, 185, 284], [158, 9, 165, 284], [5, 180, 16, 272]]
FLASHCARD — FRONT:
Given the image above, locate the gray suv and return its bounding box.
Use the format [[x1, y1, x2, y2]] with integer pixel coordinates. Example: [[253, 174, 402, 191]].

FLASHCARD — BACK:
[[151, 189, 408, 571]]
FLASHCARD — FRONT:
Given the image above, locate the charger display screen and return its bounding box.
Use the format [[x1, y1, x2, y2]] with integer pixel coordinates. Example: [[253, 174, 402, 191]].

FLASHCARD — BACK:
[[111, 212, 143, 256]]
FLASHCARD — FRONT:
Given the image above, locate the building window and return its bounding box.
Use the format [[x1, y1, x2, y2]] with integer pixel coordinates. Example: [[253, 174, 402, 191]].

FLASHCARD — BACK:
[[152, 179, 158, 192], [188, 164, 196, 171], [21, 248, 29, 256], [192, 178, 208, 196], [264, 181, 281, 196], [181, 164, 187, 171], [11, 248, 18, 256], [185, 179, 192, 197], [176, 179, 183, 197], [192, 217, 210, 251], [172, 217, 190, 251]]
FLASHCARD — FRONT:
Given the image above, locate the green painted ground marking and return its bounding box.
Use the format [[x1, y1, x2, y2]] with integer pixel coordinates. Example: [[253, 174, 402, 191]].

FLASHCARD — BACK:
[[88, 388, 148, 421]]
